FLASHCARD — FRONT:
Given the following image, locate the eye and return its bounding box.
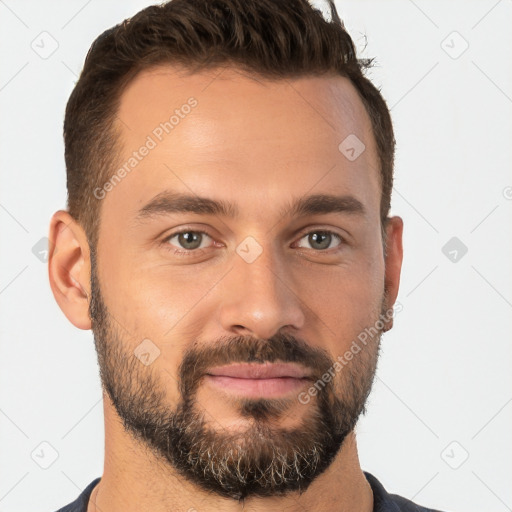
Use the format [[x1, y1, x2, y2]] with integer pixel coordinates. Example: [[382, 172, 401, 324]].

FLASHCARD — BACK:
[[163, 230, 213, 254], [161, 228, 345, 257], [295, 230, 344, 251]]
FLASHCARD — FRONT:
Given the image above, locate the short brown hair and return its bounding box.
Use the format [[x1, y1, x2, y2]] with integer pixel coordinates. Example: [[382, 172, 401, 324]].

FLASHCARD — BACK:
[[64, 0, 395, 250]]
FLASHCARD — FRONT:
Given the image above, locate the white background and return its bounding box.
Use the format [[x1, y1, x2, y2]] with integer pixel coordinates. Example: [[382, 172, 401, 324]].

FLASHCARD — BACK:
[[0, 1, 511, 511]]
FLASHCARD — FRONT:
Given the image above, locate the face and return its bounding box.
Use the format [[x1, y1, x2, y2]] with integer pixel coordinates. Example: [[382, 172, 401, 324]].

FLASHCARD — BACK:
[[87, 66, 400, 499]]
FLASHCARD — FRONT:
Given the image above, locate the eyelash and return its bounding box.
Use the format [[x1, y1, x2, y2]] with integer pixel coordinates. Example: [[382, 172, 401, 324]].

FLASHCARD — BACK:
[[161, 228, 346, 257]]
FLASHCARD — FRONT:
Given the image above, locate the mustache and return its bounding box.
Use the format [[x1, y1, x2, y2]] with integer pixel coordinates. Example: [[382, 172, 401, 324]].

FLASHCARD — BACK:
[[178, 332, 334, 397]]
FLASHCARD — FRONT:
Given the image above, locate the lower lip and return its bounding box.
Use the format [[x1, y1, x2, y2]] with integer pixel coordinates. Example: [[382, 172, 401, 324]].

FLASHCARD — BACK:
[[204, 375, 309, 398]]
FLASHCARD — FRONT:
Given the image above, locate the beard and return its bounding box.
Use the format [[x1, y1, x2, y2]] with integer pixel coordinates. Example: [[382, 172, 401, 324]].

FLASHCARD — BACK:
[[89, 248, 387, 501]]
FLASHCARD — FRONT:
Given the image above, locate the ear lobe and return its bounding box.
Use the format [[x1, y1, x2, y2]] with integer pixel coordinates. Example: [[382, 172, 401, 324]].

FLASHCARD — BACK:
[[48, 210, 92, 330], [382, 216, 404, 332]]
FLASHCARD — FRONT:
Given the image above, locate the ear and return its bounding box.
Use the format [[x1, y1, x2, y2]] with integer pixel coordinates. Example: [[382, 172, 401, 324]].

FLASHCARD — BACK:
[[382, 216, 404, 332], [48, 210, 92, 330]]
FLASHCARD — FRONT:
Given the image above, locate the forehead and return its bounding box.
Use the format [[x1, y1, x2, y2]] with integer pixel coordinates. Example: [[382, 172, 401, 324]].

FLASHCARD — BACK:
[[106, 65, 380, 224]]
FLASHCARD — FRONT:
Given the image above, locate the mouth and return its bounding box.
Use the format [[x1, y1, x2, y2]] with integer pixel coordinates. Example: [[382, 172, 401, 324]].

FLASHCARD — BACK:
[[204, 362, 312, 398]]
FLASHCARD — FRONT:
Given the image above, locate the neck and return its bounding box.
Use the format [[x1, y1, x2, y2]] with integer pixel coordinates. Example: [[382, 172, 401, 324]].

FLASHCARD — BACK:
[[88, 396, 373, 512]]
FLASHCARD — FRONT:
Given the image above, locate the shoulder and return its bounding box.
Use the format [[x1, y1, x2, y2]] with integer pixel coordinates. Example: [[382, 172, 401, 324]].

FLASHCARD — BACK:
[[54, 478, 101, 512], [364, 472, 447, 512]]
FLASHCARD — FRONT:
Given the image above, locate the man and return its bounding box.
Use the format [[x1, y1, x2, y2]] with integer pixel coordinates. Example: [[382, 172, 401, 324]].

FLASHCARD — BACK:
[[48, 0, 444, 510]]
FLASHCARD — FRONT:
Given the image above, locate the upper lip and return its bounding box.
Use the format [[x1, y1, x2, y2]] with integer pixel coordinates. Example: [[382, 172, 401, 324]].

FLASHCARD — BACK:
[[206, 362, 312, 380]]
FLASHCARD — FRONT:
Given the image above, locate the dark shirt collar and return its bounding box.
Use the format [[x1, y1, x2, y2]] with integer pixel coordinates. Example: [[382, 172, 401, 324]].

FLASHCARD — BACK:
[[56, 472, 440, 512]]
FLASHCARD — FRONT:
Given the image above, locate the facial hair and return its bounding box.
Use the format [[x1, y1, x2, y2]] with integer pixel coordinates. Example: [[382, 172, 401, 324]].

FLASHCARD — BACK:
[[89, 248, 387, 501]]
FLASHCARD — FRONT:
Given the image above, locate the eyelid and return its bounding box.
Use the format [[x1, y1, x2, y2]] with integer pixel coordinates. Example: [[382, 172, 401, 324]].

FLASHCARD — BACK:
[[295, 225, 346, 240], [162, 228, 212, 240]]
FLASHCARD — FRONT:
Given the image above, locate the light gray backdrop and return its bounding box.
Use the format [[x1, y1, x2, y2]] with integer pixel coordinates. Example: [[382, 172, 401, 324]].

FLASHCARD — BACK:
[[0, 1, 511, 511]]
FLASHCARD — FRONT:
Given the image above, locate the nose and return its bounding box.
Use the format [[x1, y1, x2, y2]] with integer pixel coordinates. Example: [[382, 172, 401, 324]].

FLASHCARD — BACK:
[[218, 242, 305, 340]]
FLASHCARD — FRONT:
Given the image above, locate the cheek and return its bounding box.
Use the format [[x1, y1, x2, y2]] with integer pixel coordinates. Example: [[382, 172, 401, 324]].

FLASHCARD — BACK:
[[101, 250, 222, 344], [298, 251, 385, 349], [308, 247, 383, 300]]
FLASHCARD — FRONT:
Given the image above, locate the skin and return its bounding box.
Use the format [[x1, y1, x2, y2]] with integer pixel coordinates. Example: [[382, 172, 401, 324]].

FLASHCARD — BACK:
[[49, 65, 403, 512]]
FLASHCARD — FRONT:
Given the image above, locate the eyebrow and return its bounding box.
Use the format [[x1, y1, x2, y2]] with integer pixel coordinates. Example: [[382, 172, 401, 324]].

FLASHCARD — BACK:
[[134, 191, 366, 222]]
